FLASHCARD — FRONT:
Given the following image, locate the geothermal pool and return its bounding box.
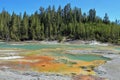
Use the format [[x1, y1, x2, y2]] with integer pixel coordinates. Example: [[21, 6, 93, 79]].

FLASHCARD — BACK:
[[0, 42, 111, 75]]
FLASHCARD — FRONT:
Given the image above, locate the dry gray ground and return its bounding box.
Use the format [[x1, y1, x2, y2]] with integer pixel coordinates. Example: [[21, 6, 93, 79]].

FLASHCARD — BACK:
[[0, 69, 72, 80], [95, 54, 120, 80]]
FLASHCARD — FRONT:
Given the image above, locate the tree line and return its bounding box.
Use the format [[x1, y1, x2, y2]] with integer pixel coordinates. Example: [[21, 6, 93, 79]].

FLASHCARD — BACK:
[[0, 3, 120, 44]]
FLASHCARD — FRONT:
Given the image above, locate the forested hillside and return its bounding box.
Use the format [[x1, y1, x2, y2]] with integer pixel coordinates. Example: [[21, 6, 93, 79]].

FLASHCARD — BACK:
[[0, 3, 120, 44]]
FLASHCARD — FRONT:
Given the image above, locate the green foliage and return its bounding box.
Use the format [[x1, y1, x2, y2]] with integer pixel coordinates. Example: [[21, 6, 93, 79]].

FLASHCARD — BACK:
[[103, 13, 110, 24], [57, 35, 63, 42], [88, 9, 96, 22], [0, 4, 120, 44], [20, 12, 28, 40]]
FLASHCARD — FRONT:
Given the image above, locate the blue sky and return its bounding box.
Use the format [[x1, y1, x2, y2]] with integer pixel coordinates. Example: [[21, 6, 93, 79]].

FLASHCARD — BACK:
[[0, 0, 120, 21]]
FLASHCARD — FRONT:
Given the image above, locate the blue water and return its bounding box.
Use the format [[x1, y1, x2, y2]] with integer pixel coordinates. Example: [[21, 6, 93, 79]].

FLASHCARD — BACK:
[[0, 43, 61, 50], [0, 42, 110, 61], [0, 42, 95, 50]]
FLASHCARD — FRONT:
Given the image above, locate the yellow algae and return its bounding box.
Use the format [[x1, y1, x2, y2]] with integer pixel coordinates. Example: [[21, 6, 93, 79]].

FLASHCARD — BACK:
[[92, 60, 106, 66], [74, 61, 92, 67], [32, 63, 67, 72]]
